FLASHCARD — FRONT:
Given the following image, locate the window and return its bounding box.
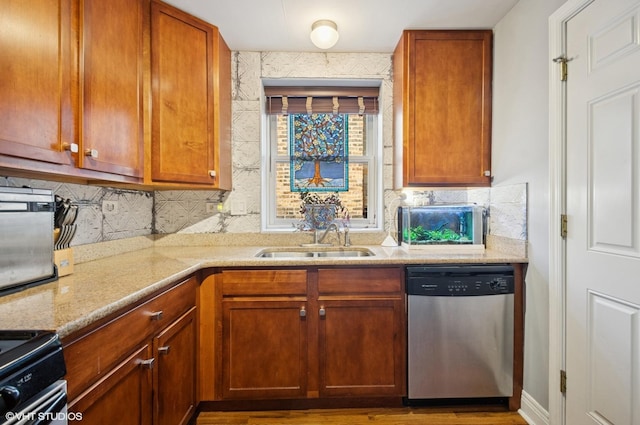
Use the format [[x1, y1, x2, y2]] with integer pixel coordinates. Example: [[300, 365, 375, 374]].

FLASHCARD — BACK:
[[262, 85, 382, 231]]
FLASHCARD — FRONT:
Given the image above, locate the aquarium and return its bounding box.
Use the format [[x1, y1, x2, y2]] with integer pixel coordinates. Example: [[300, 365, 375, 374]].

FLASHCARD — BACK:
[[397, 205, 485, 248]]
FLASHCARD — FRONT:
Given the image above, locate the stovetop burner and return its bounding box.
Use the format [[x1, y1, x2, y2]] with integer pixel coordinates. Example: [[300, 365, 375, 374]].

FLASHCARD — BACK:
[[0, 330, 66, 414]]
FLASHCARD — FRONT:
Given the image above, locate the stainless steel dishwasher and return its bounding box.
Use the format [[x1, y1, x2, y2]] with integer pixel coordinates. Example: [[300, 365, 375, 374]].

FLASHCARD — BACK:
[[406, 264, 514, 401]]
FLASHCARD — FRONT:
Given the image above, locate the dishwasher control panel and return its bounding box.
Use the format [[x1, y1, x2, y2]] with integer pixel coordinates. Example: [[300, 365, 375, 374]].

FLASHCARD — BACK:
[[406, 265, 514, 296]]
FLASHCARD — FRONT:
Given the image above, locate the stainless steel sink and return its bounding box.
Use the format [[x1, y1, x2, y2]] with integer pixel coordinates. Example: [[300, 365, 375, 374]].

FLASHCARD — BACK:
[[256, 247, 374, 258], [257, 251, 315, 258], [314, 250, 373, 257]]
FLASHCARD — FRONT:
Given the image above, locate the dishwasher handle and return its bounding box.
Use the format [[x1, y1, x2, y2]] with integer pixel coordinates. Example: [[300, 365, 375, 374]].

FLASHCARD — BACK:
[[406, 264, 514, 277]]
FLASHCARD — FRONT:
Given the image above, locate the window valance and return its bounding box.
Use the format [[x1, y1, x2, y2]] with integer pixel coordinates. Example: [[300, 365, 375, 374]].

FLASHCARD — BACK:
[[264, 86, 380, 115]]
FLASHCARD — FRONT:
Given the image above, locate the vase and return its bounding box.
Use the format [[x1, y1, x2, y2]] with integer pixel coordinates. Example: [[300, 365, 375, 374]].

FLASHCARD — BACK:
[[303, 204, 336, 230]]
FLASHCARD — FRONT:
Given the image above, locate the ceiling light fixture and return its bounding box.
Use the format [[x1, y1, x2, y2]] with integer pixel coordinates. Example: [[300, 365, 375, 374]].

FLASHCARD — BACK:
[[310, 20, 339, 49]]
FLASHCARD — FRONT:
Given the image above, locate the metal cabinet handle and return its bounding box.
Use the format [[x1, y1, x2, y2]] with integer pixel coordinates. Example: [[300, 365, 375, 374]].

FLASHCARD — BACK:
[[138, 358, 155, 369], [208, 170, 216, 178], [158, 346, 171, 355], [84, 148, 99, 158], [63, 143, 79, 153], [300, 307, 306, 317], [319, 306, 326, 317], [149, 311, 164, 321]]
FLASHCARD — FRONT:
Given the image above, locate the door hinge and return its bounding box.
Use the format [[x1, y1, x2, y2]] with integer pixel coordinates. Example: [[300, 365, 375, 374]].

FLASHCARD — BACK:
[[560, 369, 567, 394], [553, 56, 570, 81], [561, 214, 568, 239]]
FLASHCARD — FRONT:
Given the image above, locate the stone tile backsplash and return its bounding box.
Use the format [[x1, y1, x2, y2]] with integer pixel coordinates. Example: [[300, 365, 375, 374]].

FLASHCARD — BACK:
[[404, 183, 528, 242], [0, 176, 153, 246], [0, 174, 527, 246], [154, 190, 226, 234], [0, 177, 527, 246], [485, 183, 528, 240]]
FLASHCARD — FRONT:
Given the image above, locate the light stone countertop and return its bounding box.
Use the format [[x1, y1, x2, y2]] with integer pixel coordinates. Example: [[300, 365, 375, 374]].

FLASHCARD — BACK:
[[0, 243, 527, 339]]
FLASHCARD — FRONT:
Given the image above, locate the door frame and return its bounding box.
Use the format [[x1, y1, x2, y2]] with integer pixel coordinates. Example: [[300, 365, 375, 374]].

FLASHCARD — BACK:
[[548, 1, 596, 424]]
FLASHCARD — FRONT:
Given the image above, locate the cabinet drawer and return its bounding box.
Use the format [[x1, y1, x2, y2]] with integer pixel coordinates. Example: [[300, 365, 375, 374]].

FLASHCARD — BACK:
[[221, 270, 307, 296], [143, 276, 197, 334], [318, 268, 403, 295], [64, 276, 196, 400]]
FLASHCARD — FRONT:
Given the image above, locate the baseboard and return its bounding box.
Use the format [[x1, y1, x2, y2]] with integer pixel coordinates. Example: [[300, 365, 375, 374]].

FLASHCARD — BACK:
[[518, 390, 550, 425], [199, 397, 405, 412]]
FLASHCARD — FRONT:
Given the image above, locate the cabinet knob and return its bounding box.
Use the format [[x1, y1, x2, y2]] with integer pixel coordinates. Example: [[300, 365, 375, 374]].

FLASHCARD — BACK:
[[138, 358, 155, 369], [299, 307, 306, 318], [483, 170, 491, 177], [208, 170, 216, 178], [319, 306, 326, 317], [158, 345, 171, 355], [149, 311, 164, 321], [85, 148, 99, 158], [63, 143, 79, 153]]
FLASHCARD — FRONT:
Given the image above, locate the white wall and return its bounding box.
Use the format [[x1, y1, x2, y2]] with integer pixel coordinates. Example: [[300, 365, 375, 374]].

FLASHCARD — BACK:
[[493, 0, 567, 412]]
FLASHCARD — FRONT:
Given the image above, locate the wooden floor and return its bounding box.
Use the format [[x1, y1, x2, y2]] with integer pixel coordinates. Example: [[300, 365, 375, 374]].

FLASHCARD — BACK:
[[197, 407, 529, 424]]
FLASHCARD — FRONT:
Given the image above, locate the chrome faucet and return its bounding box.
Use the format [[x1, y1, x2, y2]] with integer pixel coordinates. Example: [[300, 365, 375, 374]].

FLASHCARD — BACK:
[[343, 225, 351, 247], [316, 222, 341, 246]]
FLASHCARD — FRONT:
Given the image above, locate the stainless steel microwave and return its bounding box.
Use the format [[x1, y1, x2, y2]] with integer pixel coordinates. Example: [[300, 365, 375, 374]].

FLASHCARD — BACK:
[[0, 187, 57, 295]]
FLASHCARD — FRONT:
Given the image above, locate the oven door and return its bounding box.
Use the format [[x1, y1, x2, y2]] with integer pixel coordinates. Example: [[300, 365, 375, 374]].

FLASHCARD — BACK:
[[3, 381, 67, 425]]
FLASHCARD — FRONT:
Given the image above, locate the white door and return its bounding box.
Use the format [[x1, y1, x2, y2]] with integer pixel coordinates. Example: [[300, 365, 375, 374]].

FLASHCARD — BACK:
[[565, 0, 640, 424]]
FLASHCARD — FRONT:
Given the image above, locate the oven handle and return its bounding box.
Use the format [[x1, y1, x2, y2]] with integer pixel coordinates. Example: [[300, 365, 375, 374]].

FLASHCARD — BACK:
[[28, 391, 67, 425], [4, 382, 67, 425]]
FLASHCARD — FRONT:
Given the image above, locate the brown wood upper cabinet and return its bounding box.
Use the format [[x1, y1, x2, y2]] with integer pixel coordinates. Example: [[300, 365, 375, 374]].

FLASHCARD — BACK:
[[0, 0, 74, 168], [149, 1, 232, 189], [0, 0, 145, 182], [393, 30, 493, 187], [1, 0, 231, 189], [79, 0, 145, 178]]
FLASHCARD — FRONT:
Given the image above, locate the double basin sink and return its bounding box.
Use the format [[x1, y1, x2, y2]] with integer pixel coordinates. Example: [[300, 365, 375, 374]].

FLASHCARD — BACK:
[[256, 246, 374, 258]]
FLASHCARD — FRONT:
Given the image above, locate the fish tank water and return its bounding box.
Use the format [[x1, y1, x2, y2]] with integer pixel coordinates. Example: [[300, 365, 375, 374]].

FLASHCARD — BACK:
[[397, 205, 485, 248]]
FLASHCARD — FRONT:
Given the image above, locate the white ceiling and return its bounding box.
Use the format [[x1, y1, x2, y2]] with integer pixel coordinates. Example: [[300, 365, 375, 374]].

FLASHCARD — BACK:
[[160, 0, 520, 53]]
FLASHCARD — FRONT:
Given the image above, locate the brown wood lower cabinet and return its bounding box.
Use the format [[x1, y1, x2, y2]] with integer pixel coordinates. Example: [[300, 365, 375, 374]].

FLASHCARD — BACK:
[[216, 267, 406, 401], [71, 344, 153, 425], [222, 300, 308, 399], [318, 299, 404, 397], [65, 276, 197, 424], [317, 268, 405, 398], [154, 308, 197, 425]]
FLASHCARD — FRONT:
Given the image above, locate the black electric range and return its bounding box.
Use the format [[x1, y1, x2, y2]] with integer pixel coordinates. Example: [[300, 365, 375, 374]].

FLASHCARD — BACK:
[[0, 330, 66, 415]]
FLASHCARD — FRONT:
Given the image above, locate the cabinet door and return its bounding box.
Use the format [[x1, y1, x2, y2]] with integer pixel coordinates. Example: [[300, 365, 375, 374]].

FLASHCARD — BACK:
[[318, 298, 405, 397], [221, 300, 308, 399], [398, 30, 492, 187], [150, 1, 217, 185], [78, 0, 144, 178], [154, 307, 197, 425], [0, 0, 74, 165], [69, 344, 153, 425]]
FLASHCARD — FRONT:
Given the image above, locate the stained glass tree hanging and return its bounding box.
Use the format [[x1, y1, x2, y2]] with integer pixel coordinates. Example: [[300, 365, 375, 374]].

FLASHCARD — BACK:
[[289, 113, 348, 192]]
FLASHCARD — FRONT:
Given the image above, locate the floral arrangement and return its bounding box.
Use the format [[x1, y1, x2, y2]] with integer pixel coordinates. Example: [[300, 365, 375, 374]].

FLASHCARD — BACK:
[[299, 191, 344, 214], [297, 191, 347, 230]]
